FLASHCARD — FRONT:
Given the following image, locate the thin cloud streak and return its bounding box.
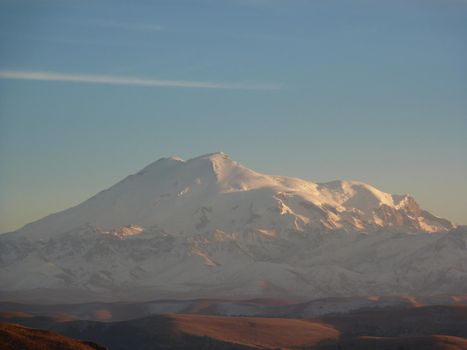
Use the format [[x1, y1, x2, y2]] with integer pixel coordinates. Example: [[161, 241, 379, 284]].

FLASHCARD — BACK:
[[0, 70, 281, 90]]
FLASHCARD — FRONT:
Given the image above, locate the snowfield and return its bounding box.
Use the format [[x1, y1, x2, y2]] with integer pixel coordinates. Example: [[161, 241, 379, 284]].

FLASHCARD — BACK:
[[0, 152, 465, 302]]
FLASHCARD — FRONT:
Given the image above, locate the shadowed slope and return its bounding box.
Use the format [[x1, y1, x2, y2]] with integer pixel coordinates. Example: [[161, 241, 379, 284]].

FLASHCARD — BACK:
[[316, 335, 467, 350], [320, 305, 467, 338]]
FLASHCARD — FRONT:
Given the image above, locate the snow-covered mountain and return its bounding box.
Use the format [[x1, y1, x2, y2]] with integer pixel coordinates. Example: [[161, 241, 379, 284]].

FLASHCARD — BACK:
[[0, 152, 465, 302]]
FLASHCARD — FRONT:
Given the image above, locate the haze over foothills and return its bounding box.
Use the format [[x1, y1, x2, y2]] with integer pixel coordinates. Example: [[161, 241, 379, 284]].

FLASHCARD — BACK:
[[1, 0, 466, 234]]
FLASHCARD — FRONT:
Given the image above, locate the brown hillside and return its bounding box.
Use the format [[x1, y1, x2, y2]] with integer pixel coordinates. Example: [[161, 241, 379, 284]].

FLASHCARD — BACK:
[[169, 314, 340, 349], [0, 321, 107, 350]]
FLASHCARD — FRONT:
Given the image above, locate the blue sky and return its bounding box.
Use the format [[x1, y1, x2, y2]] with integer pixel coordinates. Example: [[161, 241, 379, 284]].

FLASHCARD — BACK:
[[0, 0, 466, 232]]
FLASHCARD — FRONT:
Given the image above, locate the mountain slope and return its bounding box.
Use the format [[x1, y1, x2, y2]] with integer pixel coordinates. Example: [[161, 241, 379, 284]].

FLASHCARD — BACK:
[[0, 322, 106, 350], [0, 152, 465, 302]]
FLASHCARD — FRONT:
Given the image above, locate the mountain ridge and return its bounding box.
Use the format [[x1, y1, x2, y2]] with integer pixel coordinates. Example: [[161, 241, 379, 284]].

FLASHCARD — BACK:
[[0, 152, 465, 302], [8, 152, 454, 239]]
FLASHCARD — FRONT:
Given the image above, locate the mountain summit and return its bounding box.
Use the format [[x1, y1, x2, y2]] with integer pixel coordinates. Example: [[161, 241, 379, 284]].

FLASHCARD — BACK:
[[0, 153, 465, 302], [15, 152, 453, 240]]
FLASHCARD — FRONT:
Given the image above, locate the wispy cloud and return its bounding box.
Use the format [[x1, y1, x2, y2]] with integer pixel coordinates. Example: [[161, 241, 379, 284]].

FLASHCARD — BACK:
[[0, 70, 281, 90]]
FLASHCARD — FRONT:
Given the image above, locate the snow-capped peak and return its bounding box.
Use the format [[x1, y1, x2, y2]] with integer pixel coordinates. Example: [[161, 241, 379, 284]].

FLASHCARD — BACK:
[[0, 152, 463, 302], [12, 153, 453, 241]]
